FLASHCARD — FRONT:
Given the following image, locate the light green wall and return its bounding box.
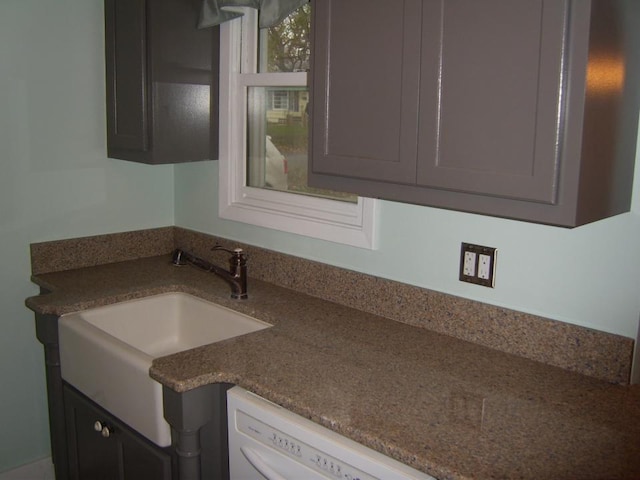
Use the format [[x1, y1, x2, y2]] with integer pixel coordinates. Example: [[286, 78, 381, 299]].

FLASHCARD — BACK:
[[175, 131, 640, 340], [2, 0, 639, 473], [0, 0, 174, 472]]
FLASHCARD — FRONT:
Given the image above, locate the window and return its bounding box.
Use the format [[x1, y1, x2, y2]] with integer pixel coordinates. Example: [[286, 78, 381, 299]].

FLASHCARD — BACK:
[[218, 7, 377, 249], [269, 90, 290, 110]]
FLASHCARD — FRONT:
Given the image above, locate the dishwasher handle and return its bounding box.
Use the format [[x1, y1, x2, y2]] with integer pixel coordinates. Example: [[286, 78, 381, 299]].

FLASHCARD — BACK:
[[240, 446, 289, 480]]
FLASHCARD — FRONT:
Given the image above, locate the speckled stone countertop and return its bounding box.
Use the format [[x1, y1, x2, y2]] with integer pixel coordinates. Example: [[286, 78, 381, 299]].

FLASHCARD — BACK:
[[26, 255, 640, 480]]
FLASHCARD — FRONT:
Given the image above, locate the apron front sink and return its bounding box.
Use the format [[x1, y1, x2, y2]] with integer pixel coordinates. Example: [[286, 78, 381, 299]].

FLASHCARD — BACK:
[[59, 292, 271, 446]]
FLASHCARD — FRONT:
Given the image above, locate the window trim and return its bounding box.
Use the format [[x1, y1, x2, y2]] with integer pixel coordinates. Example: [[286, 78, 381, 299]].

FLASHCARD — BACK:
[[217, 9, 378, 249]]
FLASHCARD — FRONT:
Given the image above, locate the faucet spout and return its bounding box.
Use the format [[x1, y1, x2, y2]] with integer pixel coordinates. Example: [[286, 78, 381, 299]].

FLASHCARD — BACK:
[[171, 248, 248, 299]]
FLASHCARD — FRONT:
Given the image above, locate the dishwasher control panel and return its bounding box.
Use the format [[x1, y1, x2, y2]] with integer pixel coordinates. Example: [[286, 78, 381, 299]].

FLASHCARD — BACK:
[[237, 409, 377, 480]]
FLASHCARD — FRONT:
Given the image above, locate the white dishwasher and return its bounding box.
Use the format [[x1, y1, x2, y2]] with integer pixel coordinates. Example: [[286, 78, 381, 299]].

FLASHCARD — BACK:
[[227, 386, 435, 480]]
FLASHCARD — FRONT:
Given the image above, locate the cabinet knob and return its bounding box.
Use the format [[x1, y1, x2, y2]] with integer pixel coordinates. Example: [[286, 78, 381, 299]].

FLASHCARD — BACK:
[[94, 420, 113, 438]]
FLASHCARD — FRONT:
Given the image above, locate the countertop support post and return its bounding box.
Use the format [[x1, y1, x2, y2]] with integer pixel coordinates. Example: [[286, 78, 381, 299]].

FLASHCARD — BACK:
[[173, 429, 201, 480], [162, 382, 233, 480]]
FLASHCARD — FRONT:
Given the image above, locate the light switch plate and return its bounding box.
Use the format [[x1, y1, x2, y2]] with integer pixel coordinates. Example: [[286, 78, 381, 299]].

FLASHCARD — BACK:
[[459, 243, 497, 287]]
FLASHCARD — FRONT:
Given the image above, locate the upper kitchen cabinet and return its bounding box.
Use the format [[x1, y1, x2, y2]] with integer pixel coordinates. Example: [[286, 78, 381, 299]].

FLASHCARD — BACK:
[[309, 0, 640, 227], [104, 0, 219, 164]]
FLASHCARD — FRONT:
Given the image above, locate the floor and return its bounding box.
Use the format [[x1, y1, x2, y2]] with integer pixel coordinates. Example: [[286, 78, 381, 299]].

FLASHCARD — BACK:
[[0, 458, 54, 480]]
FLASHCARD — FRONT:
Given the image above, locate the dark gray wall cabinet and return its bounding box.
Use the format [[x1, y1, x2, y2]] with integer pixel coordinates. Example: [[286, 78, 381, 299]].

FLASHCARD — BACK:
[[309, 0, 640, 227], [105, 0, 219, 164]]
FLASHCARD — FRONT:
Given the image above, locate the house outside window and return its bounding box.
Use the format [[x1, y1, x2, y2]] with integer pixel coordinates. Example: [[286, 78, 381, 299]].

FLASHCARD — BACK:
[[269, 90, 290, 110]]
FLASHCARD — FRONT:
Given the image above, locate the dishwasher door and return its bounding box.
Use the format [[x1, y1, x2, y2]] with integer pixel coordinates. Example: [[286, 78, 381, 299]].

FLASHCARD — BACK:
[[227, 386, 435, 480]]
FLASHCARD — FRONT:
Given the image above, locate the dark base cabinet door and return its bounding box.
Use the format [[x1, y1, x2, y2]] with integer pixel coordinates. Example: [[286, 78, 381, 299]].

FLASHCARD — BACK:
[[64, 384, 174, 480]]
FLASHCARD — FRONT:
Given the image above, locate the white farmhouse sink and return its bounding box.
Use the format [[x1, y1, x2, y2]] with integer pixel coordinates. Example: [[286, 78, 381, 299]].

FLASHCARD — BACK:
[[59, 292, 271, 446]]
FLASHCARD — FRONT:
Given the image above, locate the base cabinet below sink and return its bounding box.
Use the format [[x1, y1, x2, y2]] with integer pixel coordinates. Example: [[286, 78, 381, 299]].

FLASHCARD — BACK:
[[34, 311, 231, 480], [64, 384, 174, 480]]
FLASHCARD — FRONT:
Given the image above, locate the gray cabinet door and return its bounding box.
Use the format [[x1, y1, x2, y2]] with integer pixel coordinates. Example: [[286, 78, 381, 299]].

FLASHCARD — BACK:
[[310, 0, 569, 201], [310, 0, 422, 183], [417, 0, 567, 204], [64, 384, 174, 480], [104, 0, 148, 153], [105, 0, 219, 164]]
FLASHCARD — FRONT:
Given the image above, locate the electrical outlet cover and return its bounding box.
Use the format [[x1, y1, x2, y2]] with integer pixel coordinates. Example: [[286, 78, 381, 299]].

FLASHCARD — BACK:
[[459, 243, 497, 287]]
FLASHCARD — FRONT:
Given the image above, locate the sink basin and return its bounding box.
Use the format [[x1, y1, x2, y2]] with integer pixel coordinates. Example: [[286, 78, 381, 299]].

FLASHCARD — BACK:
[[59, 292, 271, 446]]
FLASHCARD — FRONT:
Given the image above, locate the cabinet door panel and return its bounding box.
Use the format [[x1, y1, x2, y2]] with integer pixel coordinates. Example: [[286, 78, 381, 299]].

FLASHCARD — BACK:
[[311, 0, 422, 183], [65, 386, 124, 480], [64, 385, 173, 480], [417, 0, 569, 203], [105, 0, 218, 164], [105, 0, 149, 152]]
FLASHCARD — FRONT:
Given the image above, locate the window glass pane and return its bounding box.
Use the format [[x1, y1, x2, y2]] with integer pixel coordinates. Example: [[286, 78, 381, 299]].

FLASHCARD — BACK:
[[246, 86, 356, 202], [258, 4, 311, 73]]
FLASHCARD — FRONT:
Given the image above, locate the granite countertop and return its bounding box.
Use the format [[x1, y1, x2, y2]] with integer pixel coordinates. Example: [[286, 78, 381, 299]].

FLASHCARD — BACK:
[[26, 255, 640, 480]]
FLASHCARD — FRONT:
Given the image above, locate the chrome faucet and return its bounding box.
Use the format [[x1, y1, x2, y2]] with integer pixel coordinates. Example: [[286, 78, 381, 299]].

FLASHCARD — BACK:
[[171, 246, 248, 299]]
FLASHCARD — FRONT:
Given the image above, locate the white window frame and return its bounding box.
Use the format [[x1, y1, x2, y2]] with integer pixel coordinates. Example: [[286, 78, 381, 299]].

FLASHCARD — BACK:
[[218, 9, 378, 250]]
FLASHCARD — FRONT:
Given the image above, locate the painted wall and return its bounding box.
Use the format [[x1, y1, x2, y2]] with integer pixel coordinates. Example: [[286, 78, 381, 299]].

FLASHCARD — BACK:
[[175, 134, 640, 340], [0, 0, 174, 472], [2, 0, 639, 473]]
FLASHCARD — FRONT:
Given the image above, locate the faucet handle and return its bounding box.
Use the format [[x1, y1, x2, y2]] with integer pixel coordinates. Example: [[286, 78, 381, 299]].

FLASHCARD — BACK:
[[212, 244, 244, 255], [212, 245, 247, 263]]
